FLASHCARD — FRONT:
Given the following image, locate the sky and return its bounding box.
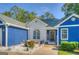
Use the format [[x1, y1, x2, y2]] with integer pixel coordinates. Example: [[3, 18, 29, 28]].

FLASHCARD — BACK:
[[0, 3, 65, 19]]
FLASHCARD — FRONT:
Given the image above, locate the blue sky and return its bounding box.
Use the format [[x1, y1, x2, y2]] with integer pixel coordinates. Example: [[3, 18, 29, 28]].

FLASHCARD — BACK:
[[0, 3, 64, 19]]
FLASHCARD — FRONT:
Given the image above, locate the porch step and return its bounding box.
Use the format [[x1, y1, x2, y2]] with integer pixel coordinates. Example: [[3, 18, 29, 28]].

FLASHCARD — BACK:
[[47, 42, 55, 45]]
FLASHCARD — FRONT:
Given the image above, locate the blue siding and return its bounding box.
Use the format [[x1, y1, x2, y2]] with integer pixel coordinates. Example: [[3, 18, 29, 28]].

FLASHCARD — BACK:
[[2, 26, 6, 46], [59, 26, 79, 44], [0, 26, 6, 46], [8, 26, 28, 46], [0, 20, 6, 46], [61, 17, 79, 26]]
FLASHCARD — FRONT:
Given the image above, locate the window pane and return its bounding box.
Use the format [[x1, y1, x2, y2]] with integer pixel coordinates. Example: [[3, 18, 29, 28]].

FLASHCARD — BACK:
[[33, 35, 36, 39], [33, 31, 36, 39], [62, 33, 67, 38], [37, 35, 40, 39], [33, 30, 40, 39], [37, 30, 40, 39], [61, 29, 68, 40]]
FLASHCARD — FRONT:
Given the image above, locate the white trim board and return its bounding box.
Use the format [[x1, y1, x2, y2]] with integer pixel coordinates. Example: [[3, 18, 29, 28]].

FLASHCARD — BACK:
[[6, 23, 29, 30], [58, 25, 79, 27], [0, 28, 2, 46], [55, 13, 79, 27], [46, 27, 57, 30], [0, 23, 29, 30], [5, 25, 8, 47], [57, 28, 59, 46], [28, 18, 48, 26]]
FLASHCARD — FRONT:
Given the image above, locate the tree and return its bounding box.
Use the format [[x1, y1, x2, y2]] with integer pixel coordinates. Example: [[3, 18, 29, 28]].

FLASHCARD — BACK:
[[10, 6, 28, 23], [2, 5, 37, 23], [39, 15, 45, 20], [27, 12, 37, 21], [62, 3, 79, 16], [40, 12, 55, 20], [10, 6, 37, 22], [2, 11, 13, 17], [45, 12, 54, 19]]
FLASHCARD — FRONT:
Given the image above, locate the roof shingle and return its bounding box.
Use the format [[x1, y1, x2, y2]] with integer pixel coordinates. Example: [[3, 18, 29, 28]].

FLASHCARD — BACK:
[[0, 14, 26, 28]]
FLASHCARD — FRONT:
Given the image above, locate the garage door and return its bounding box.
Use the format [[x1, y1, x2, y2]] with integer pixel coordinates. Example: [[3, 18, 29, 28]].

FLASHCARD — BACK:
[[0, 28, 2, 46]]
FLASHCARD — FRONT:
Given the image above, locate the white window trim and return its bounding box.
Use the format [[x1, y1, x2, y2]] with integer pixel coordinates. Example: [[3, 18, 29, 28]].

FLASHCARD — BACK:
[[33, 30, 40, 39], [61, 28, 68, 40]]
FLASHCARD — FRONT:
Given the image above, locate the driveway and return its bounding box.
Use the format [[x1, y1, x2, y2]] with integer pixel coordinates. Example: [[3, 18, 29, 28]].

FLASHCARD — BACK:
[[30, 44, 58, 55], [0, 44, 58, 55]]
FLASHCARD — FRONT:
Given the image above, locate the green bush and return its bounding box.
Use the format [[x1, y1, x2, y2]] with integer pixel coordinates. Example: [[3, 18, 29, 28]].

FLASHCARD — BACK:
[[77, 42, 79, 48], [60, 42, 78, 51]]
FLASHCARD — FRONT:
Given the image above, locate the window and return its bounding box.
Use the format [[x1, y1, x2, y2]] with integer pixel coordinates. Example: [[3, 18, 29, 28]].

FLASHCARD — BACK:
[[71, 17, 76, 21], [33, 30, 40, 39], [61, 28, 68, 40]]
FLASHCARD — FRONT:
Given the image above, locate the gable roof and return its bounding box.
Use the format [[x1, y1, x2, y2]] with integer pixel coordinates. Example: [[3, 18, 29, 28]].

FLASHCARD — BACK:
[[27, 18, 48, 26], [27, 18, 61, 27], [41, 19, 61, 27], [0, 14, 28, 29], [56, 13, 79, 27]]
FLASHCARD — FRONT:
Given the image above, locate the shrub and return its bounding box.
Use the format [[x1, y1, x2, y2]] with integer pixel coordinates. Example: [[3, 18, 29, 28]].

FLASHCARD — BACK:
[[77, 42, 79, 48], [27, 40, 35, 48], [60, 42, 78, 51], [24, 40, 35, 48]]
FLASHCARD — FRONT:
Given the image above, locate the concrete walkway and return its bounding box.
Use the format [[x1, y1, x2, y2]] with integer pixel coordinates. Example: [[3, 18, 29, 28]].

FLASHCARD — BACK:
[[30, 44, 58, 55], [0, 44, 58, 55]]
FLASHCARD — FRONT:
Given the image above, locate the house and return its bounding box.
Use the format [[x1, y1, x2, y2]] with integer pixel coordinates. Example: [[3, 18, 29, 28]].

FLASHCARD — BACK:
[[27, 14, 79, 46], [0, 14, 29, 47], [0, 13, 79, 47], [57, 14, 79, 45], [27, 18, 60, 45]]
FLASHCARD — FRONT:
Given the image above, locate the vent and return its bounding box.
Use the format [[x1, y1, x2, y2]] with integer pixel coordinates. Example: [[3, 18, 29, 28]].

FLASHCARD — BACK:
[[71, 17, 76, 21]]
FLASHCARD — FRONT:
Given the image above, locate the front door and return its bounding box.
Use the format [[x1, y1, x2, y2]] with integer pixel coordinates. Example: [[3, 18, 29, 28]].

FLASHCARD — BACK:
[[47, 30, 56, 44], [50, 30, 55, 41], [0, 28, 2, 46]]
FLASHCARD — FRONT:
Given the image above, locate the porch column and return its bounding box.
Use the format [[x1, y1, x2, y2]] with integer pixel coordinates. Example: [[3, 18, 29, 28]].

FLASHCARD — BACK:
[[5, 25, 8, 47], [57, 28, 59, 46]]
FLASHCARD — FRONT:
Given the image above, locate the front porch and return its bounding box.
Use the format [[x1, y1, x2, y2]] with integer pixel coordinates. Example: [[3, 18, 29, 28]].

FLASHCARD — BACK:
[[46, 27, 57, 45]]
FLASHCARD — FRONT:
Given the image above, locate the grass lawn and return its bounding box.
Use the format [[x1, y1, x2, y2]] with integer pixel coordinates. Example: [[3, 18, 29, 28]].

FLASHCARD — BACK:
[[58, 50, 74, 55]]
